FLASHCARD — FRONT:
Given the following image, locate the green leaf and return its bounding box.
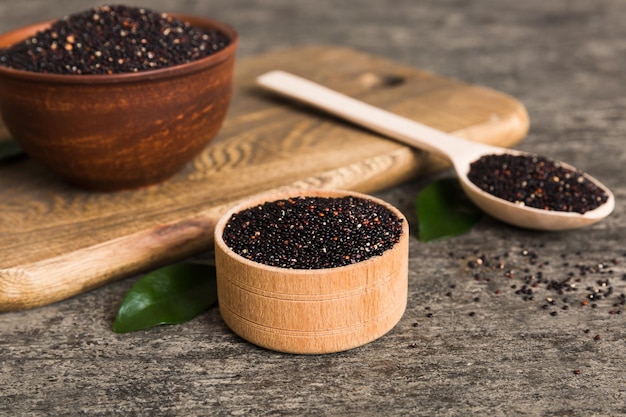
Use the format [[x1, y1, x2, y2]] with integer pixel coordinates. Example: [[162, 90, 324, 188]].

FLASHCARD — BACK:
[[112, 263, 218, 334], [0, 140, 25, 163], [416, 177, 483, 242]]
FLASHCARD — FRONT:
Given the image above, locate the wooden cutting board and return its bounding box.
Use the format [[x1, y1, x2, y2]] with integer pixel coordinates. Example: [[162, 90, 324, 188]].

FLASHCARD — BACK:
[[0, 45, 529, 311]]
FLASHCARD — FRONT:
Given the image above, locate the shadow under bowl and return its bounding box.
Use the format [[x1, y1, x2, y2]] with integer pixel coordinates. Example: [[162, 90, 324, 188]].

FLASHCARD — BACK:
[[0, 14, 238, 191]]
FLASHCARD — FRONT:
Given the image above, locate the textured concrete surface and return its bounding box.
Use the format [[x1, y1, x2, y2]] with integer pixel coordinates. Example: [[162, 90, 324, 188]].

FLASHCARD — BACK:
[[1, 1, 625, 416]]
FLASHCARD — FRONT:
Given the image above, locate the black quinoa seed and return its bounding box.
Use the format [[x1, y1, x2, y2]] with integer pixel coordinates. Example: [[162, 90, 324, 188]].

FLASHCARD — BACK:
[[0, 5, 230, 74], [467, 154, 608, 214], [222, 196, 404, 270]]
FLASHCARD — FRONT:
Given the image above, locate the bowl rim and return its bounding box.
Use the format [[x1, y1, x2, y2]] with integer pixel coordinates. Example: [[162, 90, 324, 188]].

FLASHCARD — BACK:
[[0, 13, 238, 84]]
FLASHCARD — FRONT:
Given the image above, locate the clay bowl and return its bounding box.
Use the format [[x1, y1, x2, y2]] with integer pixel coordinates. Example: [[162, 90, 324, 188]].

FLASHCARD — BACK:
[[0, 15, 238, 190], [214, 189, 409, 354]]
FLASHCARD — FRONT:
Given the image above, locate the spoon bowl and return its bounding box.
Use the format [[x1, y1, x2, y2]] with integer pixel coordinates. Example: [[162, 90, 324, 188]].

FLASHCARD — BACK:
[[256, 70, 615, 231]]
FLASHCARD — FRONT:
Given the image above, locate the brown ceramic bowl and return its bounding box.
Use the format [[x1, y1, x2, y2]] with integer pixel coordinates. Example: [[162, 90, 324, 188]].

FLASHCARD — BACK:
[[0, 15, 237, 190]]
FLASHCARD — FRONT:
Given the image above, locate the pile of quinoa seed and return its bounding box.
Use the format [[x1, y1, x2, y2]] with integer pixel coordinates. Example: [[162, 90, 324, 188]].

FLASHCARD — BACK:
[[222, 196, 404, 270], [467, 153, 609, 214], [0, 5, 231, 75]]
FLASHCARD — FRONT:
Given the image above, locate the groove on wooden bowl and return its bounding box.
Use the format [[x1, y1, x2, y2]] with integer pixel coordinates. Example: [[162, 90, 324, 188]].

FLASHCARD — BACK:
[[214, 189, 409, 354]]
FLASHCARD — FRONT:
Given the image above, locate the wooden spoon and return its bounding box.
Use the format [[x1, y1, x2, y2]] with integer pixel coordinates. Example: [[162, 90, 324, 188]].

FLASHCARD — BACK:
[[256, 70, 615, 231]]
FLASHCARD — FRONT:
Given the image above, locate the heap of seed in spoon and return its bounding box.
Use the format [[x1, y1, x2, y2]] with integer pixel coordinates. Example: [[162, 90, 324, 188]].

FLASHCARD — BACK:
[[0, 4, 230, 75], [467, 153, 608, 214]]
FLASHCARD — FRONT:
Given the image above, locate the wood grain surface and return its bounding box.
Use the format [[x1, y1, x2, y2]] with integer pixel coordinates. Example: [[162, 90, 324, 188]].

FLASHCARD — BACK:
[[0, 45, 528, 311], [2, 1, 626, 416]]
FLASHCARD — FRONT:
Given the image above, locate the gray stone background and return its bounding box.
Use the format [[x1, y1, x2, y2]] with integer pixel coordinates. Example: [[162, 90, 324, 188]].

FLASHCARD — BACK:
[[1, 1, 625, 416]]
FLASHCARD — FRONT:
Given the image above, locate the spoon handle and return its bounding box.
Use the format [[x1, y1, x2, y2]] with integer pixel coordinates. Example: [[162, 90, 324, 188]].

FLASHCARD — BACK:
[[256, 70, 492, 163]]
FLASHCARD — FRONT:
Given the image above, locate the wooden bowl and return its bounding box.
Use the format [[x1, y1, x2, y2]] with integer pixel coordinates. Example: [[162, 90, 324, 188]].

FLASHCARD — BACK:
[[0, 15, 237, 191], [214, 189, 409, 354]]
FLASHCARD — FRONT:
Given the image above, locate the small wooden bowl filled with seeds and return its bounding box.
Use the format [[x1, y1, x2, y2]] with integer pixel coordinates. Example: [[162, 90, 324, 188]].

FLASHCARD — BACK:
[[214, 189, 409, 354], [0, 5, 237, 190]]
